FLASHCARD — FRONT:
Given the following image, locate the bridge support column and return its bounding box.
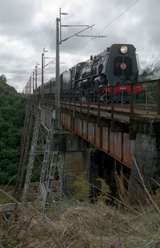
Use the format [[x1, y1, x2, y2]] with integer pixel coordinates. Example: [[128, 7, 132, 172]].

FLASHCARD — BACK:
[[129, 121, 160, 203], [63, 148, 90, 196], [22, 109, 40, 202], [39, 130, 90, 208], [57, 133, 90, 198]]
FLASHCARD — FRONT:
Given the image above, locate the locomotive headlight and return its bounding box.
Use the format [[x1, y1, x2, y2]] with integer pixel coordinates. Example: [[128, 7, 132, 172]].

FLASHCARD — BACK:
[[120, 45, 128, 54]]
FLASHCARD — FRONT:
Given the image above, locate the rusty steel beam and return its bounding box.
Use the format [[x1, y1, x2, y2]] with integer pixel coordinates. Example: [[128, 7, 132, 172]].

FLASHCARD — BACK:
[[61, 112, 133, 168]]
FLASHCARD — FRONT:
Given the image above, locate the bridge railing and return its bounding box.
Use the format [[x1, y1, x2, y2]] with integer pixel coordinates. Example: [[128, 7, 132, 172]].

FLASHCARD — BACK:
[[133, 80, 159, 113], [30, 79, 160, 118], [61, 79, 160, 118]]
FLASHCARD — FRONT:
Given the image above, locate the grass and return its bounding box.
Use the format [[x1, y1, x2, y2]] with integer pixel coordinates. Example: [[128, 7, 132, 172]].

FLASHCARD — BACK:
[[0, 198, 160, 248], [0, 192, 11, 204], [0, 189, 14, 204], [0, 185, 16, 204], [0, 172, 160, 247]]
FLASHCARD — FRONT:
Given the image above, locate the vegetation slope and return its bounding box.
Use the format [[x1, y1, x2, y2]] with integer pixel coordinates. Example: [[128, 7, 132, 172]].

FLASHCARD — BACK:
[[0, 75, 25, 184]]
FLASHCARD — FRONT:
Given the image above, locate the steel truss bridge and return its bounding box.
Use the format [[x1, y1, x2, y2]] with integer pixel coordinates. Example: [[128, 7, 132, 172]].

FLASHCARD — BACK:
[[16, 79, 160, 207]]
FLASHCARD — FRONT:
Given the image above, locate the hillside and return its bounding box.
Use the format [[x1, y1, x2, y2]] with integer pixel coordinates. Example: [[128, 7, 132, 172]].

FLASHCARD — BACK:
[[0, 75, 17, 95], [0, 75, 25, 184]]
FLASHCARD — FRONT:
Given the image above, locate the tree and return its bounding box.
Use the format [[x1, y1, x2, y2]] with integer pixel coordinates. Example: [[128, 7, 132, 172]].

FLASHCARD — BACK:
[[0, 75, 25, 184], [0, 74, 7, 84]]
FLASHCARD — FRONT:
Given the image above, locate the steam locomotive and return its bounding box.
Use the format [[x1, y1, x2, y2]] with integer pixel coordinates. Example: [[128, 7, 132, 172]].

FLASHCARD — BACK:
[[38, 44, 142, 103]]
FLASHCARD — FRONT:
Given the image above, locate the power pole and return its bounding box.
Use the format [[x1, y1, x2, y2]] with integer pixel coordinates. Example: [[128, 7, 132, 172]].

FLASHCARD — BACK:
[[35, 65, 38, 91], [55, 9, 106, 129], [29, 77, 32, 95], [41, 51, 44, 95], [41, 48, 48, 96], [55, 17, 61, 129], [32, 71, 35, 93]]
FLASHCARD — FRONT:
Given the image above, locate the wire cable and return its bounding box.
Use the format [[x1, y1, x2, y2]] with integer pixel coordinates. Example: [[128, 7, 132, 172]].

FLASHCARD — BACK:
[[102, 0, 141, 33]]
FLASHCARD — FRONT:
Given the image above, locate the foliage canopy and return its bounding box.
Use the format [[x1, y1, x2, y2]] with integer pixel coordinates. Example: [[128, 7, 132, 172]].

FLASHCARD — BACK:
[[0, 75, 25, 184]]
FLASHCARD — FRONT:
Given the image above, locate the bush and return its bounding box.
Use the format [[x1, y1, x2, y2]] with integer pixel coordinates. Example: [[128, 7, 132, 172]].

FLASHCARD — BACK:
[[72, 175, 90, 201]]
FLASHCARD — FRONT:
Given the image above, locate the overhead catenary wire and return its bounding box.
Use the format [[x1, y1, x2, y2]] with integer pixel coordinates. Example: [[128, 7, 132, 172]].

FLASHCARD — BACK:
[[102, 0, 141, 33], [44, 60, 56, 68]]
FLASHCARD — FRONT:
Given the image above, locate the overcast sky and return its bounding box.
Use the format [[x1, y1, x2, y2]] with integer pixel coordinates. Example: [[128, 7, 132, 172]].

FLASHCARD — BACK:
[[0, 0, 159, 91]]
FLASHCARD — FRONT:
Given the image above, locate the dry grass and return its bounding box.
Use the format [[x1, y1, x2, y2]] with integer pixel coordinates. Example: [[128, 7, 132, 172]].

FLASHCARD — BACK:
[[1, 166, 160, 248], [0, 199, 160, 248]]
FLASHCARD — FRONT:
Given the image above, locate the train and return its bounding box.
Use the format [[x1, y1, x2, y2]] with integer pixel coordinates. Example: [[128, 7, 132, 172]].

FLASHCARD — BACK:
[[37, 44, 144, 103]]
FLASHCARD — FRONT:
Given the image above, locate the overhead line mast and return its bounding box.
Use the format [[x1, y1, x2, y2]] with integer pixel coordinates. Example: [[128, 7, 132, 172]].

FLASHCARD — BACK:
[[55, 8, 106, 129]]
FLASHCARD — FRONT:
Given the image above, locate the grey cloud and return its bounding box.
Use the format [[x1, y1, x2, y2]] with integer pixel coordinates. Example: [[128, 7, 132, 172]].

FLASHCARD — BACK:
[[0, 0, 39, 27], [1, 0, 160, 91]]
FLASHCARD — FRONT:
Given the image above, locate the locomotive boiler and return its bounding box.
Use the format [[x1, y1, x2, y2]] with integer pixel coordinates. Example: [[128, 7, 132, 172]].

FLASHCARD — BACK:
[[37, 44, 142, 104], [61, 44, 140, 103]]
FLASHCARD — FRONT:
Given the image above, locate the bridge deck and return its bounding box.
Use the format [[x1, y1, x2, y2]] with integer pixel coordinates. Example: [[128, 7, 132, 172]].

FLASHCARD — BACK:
[[61, 102, 160, 123]]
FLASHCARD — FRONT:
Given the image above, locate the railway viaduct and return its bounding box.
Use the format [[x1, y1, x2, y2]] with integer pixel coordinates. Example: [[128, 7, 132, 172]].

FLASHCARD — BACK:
[[16, 79, 160, 207]]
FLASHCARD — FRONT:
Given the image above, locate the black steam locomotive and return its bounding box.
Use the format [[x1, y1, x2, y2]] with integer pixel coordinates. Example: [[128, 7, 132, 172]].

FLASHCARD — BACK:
[[38, 44, 141, 103]]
